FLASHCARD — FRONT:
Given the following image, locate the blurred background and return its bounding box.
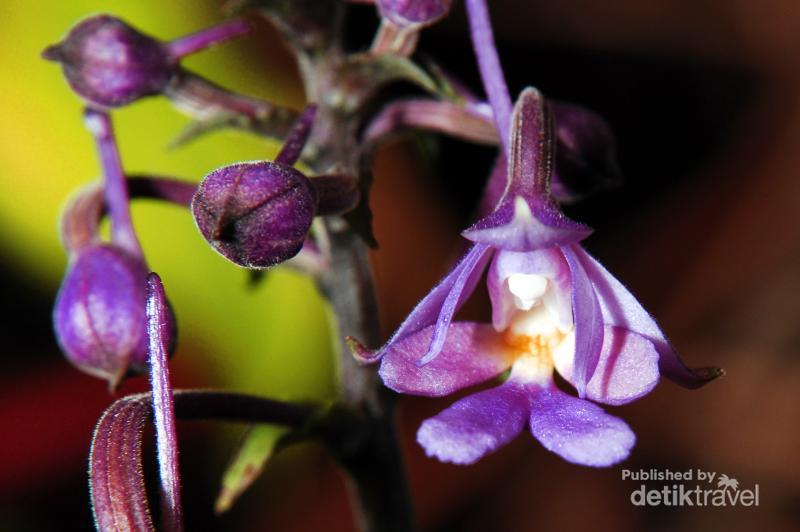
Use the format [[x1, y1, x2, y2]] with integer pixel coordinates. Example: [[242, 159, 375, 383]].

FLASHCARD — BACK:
[[1, 0, 798, 530]]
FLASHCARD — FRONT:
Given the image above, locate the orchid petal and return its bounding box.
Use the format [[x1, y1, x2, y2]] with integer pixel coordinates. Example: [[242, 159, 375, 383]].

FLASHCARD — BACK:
[[553, 326, 660, 405], [146, 273, 183, 532], [379, 321, 515, 396], [562, 245, 604, 398], [463, 89, 592, 251], [464, 195, 592, 251], [369, 243, 491, 364], [488, 248, 571, 332], [527, 383, 635, 467], [570, 245, 723, 388], [414, 243, 492, 365], [417, 381, 529, 464], [89, 394, 154, 531]]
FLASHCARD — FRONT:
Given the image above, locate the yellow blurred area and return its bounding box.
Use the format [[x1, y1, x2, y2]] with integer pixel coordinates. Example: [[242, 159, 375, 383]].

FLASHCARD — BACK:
[[0, 0, 335, 399]]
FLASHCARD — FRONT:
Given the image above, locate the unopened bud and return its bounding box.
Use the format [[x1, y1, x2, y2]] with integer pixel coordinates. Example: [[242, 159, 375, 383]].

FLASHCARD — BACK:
[[53, 244, 175, 389], [42, 15, 173, 108], [551, 101, 622, 202], [192, 162, 317, 268]]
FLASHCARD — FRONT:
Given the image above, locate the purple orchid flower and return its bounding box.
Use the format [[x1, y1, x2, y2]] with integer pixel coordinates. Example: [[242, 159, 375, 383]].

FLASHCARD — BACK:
[[355, 87, 720, 467]]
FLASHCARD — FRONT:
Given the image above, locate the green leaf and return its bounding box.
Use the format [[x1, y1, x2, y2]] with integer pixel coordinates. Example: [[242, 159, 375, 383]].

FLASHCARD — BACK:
[[215, 424, 290, 514]]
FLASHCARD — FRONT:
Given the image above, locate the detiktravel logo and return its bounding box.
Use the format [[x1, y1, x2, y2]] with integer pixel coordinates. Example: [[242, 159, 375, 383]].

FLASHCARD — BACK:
[[622, 469, 759, 507]]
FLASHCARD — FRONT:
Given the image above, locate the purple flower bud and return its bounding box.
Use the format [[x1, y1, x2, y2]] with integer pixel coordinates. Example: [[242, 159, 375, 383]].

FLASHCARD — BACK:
[[191, 162, 318, 268], [53, 244, 175, 388], [42, 15, 174, 108], [551, 101, 622, 203], [378, 0, 454, 28]]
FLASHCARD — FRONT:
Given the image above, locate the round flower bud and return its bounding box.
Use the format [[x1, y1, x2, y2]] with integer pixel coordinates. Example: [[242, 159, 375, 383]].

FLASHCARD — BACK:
[[192, 161, 318, 269], [53, 244, 175, 387], [377, 0, 454, 28], [42, 15, 174, 108]]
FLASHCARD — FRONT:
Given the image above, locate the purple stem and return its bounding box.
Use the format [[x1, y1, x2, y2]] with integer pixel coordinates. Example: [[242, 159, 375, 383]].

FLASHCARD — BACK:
[[60, 177, 196, 256], [165, 19, 251, 61], [362, 99, 498, 146], [83, 109, 143, 259], [465, 0, 512, 152], [166, 70, 299, 125], [276, 104, 318, 166], [146, 273, 183, 532], [128, 175, 197, 207]]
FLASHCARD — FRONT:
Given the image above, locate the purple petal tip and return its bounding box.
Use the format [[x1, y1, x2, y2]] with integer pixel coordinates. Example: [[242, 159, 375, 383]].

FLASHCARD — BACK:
[[346, 336, 381, 365]]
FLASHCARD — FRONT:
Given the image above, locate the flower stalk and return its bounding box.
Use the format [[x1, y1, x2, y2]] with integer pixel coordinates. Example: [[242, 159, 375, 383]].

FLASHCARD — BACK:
[[84, 109, 143, 259]]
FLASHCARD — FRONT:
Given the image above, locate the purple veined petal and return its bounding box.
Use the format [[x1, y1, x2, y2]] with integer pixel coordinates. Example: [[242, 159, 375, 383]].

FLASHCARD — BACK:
[[553, 325, 660, 406], [527, 382, 635, 467], [569, 245, 723, 388], [416, 243, 493, 366], [379, 321, 515, 396], [463, 89, 593, 251], [146, 273, 183, 532], [463, 195, 592, 251], [457, 96, 619, 206], [487, 248, 572, 332], [89, 394, 154, 531], [507, 87, 553, 201], [369, 243, 492, 362], [417, 380, 530, 465], [562, 245, 604, 398]]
